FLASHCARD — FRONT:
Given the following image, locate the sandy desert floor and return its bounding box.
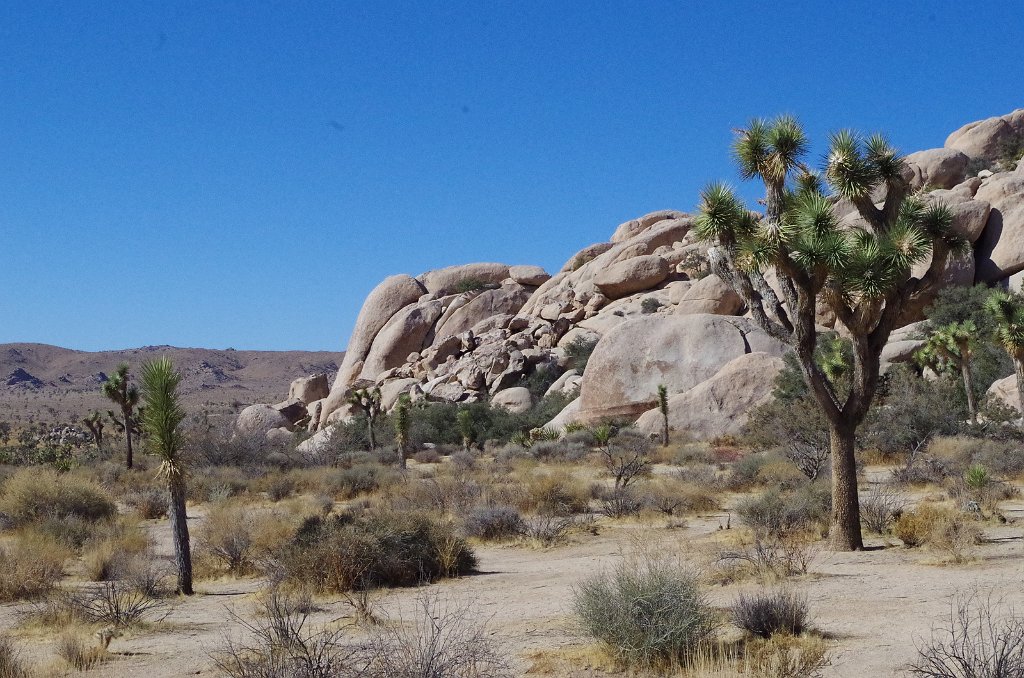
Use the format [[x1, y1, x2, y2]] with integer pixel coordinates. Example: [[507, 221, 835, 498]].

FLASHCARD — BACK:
[[3, 473, 1023, 677]]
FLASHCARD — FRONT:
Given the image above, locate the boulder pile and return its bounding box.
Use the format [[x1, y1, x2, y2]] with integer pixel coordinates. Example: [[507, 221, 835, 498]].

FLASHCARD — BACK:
[[245, 108, 1024, 444]]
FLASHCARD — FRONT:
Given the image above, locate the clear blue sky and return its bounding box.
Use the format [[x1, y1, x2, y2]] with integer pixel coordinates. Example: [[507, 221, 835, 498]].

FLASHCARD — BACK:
[[2, 2, 1021, 351]]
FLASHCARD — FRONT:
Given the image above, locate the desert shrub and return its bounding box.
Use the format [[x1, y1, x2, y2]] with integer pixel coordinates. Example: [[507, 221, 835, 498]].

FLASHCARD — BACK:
[[729, 452, 783, 489], [860, 484, 907, 534], [454, 277, 488, 293], [755, 459, 809, 491], [199, 503, 298, 576], [736, 486, 829, 538], [64, 580, 167, 626], [384, 475, 482, 515], [0, 532, 69, 601], [522, 513, 581, 547], [517, 366, 560, 399], [279, 511, 476, 593], [262, 473, 295, 502], [909, 590, 1024, 677], [573, 553, 717, 668], [0, 634, 31, 678], [125, 487, 168, 519], [412, 448, 441, 464], [81, 520, 151, 581], [895, 504, 982, 561], [322, 463, 398, 499], [597, 487, 643, 518], [745, 396, 830, 481], [0, 468, 115, 525], [564, 336, 599, 374], [56, 633, 105, 671], [864, 366, 968, 456], [519, 471, 590, 515], [716, 532, 820, 581], [366, 591, 511, 677], [188, 465, 258, 503], [449, 450, 476, 471], [744, 634, 830, 678], [601, 432, 652, 489], [964, 439, 1024, 479], [462, 505, 524, 542], [732, 590, 810, 638], [644, 478, 719, 516], [640, 297, 662, 314]]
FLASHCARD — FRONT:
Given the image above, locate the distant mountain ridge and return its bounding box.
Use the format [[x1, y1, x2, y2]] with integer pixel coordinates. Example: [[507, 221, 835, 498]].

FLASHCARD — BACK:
[[0, 343, 344, 424]]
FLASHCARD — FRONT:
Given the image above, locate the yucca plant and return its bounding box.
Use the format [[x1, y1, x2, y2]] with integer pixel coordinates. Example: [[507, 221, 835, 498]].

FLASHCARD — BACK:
[[986, 289, 1024, 417], [139, 357, 193, 595], [392, 394, 410, 469], [456, 408, 474, 453], [101, 363, 139, 469], [657, 384, 669, 447], [695, 115, 964, 550], [82, 411, 104, 450], [915, 320, 979, 423]]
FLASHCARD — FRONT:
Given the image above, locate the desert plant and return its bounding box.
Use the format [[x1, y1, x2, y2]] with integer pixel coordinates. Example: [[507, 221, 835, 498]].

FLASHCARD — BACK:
[[366, 591, 511, 677], [917, 321, 980, 424], [67, 580, 168, 626], [82, 411, 104, 450], [731, 590, 810, 639], [0, 532, 68, 601], [909, 590, 1024, 677], [348, 387, 383, 452], [125, 487, 169, 519], [0, 468, 115, 525], [56, 633, 105, 671], [859, 483, 907, 534], [139, 357, 193, 595], [462, 506, 524, 542], [456, 408, 474, 453], [641, 297, 662, 314], [696, 116, 964, 550], [601, 433, 652, 489], [0, 634, 31, 678], [986, 289, 1024, 419], [522, 513, 578, 547], [895, 504, 981, 561], [597, 486, 643, 518], [657, 384, 670, 447], [102, 363, 140, 469], [573, 553, 717, 667], [564, 336, 599, 374], [393, 394, 410, 469], [745, 634, 830, 678]]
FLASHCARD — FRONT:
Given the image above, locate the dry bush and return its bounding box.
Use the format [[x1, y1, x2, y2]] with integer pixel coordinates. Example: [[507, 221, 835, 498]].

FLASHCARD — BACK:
[[67, 580, 168, 627], [860, 483, 907, 534], [199, 502, 299, 576], [124, 487, 168, 519], [716, 533, 819, 581], [731, 590, 810, 639], [744, 635, 830, 678], [735, 486, 830, 539], [895, 505, 982, 561], [522, 513, 582, 547], [279, 511, 476, 593], [384, 475, 482, 515], [462, 505, 525, 542], [0, 468, 115, 525], [81, 519, 152, 581], [596, 486, 644, 518], [644, 478, 720, 516], [0, 532, 69, 601], [413, 448, 442, 464], [909, 590, 1024, 677], [573, 551, 717, 669], [0, 634, 32, 678], [55, 633, 106, 671], [320, 463, 399, 500], [517, 471, 590, 515]]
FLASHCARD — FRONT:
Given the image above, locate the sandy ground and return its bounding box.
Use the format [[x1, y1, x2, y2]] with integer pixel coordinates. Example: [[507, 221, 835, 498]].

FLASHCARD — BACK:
[[4, 480, 1024, 677]]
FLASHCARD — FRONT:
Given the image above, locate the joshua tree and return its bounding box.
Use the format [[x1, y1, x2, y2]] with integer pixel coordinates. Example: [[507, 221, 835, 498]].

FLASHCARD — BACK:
[[0, 422, 10, 445], [695, 115, 962, 550], [139, 357, 193, 595], [457, 408, 475, 453], [102, 363, 140, 469], [393, 394, 410, 469], [915, 320, 979, 424], [348, 387, 383, 451], [656, 385, 669, 447], [986, 290, 1024, 417], [82, 411, 105, 450]]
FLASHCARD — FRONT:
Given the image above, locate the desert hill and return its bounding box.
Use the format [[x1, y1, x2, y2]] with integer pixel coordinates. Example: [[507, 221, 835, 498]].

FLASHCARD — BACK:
[[0, 343, 343, 424]]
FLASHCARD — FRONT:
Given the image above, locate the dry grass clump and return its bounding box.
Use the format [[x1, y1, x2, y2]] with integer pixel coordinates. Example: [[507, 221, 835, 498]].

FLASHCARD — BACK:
[[55, 633, 107, 671], [516, 470, 591, 515], [573, 551, 717, 669], [81, 518, 152, 581], [197, 501, 301, 577], [0, 532, 69, 601], [859, 483, 907, 534], [0, 633, 33, 678], [743, 635, 830, 678], [731, 590, 810, 639], [124, 487, 169, 519], [0, 468, 115, 525], [645, 478, 720, 516], [462, 505, 525, 542], [894, 504, 982, 562], [278, 510, 476, 593]]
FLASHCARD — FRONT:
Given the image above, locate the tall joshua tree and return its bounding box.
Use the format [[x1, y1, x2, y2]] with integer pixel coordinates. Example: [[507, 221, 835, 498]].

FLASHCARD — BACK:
[[102, 363, 140, 469], [695, 115, 962, 550], [82, 411, 105, 450], [986, 290, 1024, 417], [348, 387, 383, 451], [140, 357, 193, 595], [656, 385, 669, 447], [915, 321, 979, 424]]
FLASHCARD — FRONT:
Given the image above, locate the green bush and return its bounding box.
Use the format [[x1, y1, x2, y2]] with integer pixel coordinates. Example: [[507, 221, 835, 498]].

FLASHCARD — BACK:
[[573, 554, 716, 668], [279, 510, 476, 592], [564, 336, 599, 374], [736, 485, 830, 537], [0, 469, 115, 525]]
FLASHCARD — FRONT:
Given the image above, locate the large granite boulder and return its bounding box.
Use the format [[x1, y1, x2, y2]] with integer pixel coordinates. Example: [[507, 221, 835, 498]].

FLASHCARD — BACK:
[[674, 274, 743, 315], [610, 210, 687, 243], [904, 148, 969, 189], [574, 314, 788, 423], [359, 299, 444, 381], [634, 352, 784, 440], [432, 283, 532, 342], [973, 173, 1024, 283], [288, 374, 330, 405], [236, 404, 292, 437], [491, 386, 534, 414], [987, 375, 1021, 414], [508, 265, 551, 286], [945, 109, 1024, 164], [417, 263, 511, 296], [594, 255, 670, 299]]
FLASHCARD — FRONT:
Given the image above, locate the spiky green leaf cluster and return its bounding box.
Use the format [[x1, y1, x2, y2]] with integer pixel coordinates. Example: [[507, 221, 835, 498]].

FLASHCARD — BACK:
[[139, 357, 185, 463], [985, 290, 1024, 358]]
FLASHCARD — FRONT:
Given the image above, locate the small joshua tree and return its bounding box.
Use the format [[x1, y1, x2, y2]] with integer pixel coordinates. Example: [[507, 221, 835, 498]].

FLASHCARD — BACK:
[[915, 320, 979, 424], [393, 394, 410, 470], [139, 357, 192, 595], [102, 363, 140, 469], [696, 115, 963, 550], [348, 387, 383, 451], [456, 408, 474, 453], [657, 385, 669, 447], [986, 290, 1024, 418], [82, 411, 104, 450]]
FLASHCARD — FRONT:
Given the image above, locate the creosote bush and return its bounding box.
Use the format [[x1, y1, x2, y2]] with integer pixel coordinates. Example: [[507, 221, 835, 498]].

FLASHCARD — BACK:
[[279, 510, 476, 593], [573, 552, 717, 668], [0, 468, 115, 525], [894, 504, 982, 561], [462, 505, 525, 542], [0, 532, 69, 601]]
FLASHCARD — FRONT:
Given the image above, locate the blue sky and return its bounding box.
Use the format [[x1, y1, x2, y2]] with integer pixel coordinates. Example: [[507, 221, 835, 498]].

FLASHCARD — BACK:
[[1, 2, 1022, 351]]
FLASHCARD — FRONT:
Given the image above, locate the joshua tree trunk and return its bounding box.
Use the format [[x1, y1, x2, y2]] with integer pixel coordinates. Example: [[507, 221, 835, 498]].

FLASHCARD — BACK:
[[661, 412, 669, 447], [366, 415, 376, 451], [961, 361, 978, 425], [1014, 357, 1024, 421], [828, 422, 863, 551], [123, 407, 134, 469], [168, 476, 193, 595]]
